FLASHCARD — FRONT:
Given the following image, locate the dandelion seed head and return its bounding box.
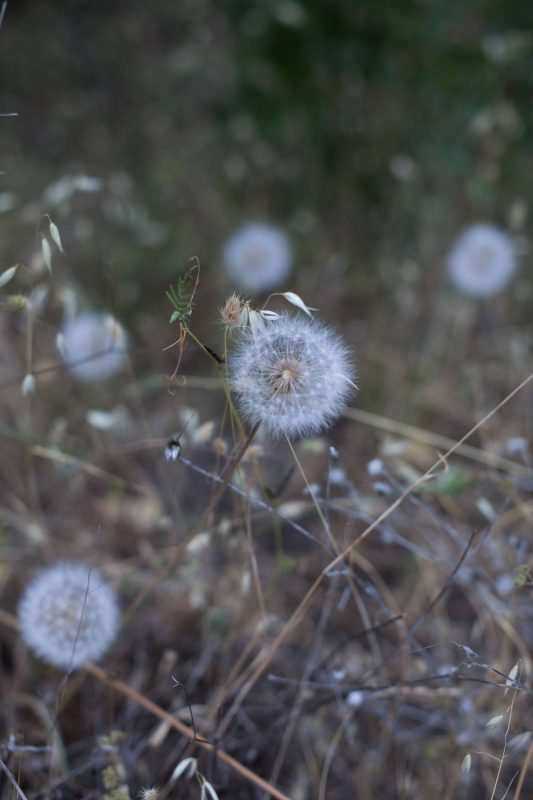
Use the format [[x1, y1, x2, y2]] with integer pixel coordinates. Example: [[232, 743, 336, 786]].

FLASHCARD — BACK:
[[59, 312, 128, 382], [447, 223, 516, 297], [18, 562, 119, 669], [228, 314, 355, 438], [222, 222, 292, 292]]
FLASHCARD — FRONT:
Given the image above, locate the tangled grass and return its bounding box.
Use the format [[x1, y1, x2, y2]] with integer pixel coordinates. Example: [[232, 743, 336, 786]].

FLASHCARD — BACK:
[[1, 3, 533, 798], [0, 250, 532, 799]]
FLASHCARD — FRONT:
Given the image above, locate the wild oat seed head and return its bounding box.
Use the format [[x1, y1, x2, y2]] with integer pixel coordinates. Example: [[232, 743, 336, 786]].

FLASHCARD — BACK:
[[58, 312, 128, 382], [222, 222, 292, 292], [448, 223, 516, 297], [228, 313, 355, 438], [18, 562, 119, 669], [219, 292, 244, 330]]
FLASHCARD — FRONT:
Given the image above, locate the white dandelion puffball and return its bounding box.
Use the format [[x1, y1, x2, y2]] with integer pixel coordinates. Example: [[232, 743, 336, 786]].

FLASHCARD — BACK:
[[222, 222, 292, 292], [228, 314, 355, 438], [18, 562, 119, 669], [447, 223, 516, 297], [59, 312, 128, 382]]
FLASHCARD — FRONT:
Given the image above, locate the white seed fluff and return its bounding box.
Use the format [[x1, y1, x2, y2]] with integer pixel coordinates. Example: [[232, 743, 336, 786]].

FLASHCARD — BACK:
[[228, 314, 355, 438], [447, 223, 516, 297], [222, 222, 292, 292], [18, 562, 119, 669], [58, 312, 128, 382]]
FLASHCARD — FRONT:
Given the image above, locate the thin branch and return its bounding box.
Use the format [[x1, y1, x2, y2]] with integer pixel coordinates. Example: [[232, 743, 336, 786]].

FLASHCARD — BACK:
[[343, 406, 533, 480], [410, 528, 479, 633], [0, 611, 290, 800], [84, 662, 291, 800], [177, 454, 325, 548], [215, 370, 533, 736], [512, 736, 533, 800], [0, 758, 29, 800]]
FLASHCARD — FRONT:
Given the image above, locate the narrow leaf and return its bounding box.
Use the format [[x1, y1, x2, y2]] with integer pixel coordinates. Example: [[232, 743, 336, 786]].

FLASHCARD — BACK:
[[504, 662, 519, 696], [41, 237, 52, 273], [248, 309, 266, 333], [22, 373, 36, 396], [49, 221, 65, 253], [485, 714, 504, 729], [460, 753, 471, 774], [0, 264, 18, 288], [203, 781, 221, 800], [169, 756, 197, 783], [282, 291, 318, 317], [508, 731, 532, 751], [258, 309, 280, 320], [56, 332, 67, 357]]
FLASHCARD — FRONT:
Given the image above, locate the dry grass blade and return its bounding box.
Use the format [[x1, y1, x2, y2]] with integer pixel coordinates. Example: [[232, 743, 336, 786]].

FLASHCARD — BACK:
[[0, 610, 290, 800], [216, 370, 533, 735], [0, 758, 29, 800], [84, 663, 291, 800], [343, 406, 533, 479]]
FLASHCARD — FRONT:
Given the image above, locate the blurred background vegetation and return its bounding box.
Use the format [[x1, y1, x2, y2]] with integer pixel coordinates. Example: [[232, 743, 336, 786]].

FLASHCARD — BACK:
[[2, 1, 532, 428]]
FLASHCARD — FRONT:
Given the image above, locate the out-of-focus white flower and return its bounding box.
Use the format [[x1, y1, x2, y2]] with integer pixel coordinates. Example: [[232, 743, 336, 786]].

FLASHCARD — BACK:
[[18, 562, 119, 669], [21, 374, 36, 396], [44, 175, 102, 207], [0, 192, 15, 213], [228, 313, 355, 439], [389, 153, 416, 181], [506, 436, 528, 455], [58, 312, 128, 382], [329, 467, 346, 485], [447, 224, 516, 297], [373, 481, 392, 496], [331, 666, 346, 682], [346, 690, 364, 708], [222, 222, 292, 292], [367, 458, 384, 476], [86, 406, 130, 433]]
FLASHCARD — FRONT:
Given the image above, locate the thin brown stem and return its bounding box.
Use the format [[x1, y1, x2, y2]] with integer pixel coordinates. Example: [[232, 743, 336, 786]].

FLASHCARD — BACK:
[[0, 609, 290, 800], [215, 369, 533, 737]]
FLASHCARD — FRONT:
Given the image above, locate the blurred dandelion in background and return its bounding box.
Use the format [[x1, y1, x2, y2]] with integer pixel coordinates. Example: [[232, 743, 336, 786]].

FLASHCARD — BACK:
[[447, 223, 516, 297], [228, 313, 355, 438], [18, 562, 119, 669], [57, 311, 128, 382], [222, 222, 292, 292]]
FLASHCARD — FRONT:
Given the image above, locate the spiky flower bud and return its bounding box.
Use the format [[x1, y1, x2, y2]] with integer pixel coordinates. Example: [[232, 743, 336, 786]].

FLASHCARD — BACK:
[[228, 314, 355, 438], [18, 562, 119, 669], [447, 223, 516, 297], [219, 292, 245, 331], [138, 789, 159, 800], [58, 312, 128, 382], [222, 222, 292, 292]]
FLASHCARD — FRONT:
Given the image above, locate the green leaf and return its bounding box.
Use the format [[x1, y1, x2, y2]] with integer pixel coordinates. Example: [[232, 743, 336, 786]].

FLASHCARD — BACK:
[[166, 263, 200, 324]]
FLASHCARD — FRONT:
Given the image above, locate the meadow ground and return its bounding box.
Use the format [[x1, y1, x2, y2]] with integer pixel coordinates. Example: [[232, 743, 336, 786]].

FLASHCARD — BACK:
[[0, 3, 532, 798]]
